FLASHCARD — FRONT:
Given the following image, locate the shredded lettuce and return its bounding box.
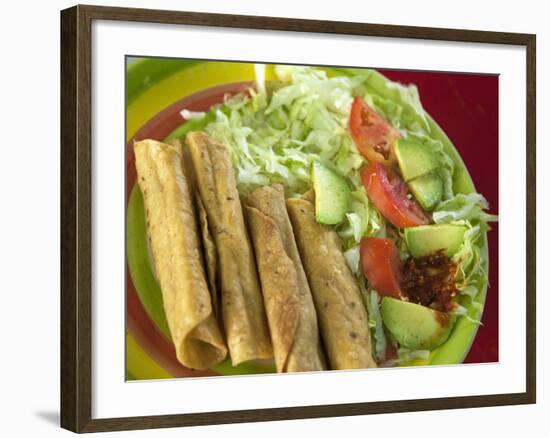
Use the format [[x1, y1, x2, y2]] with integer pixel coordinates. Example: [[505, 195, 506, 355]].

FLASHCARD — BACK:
[[433, 193, 497, 302], [336, 188, 384, 249], [451, 303, 483, 325], [365, 82, 430, 135], [434, 193, 498, 225], [205, 65, 365, 197], [331, 67, 431, 135], [344, 245, 361, 275], [180, 109, 206, 120], [360, 284, 387, 362]]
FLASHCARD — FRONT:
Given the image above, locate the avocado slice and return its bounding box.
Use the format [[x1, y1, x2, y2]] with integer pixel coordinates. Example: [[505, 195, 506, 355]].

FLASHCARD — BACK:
[[380, 297, 456, 350], [395, 139, 439, 181], [311, 161, 350, 225], [404, 224, 467, 258], [408, 172, 443, 211]]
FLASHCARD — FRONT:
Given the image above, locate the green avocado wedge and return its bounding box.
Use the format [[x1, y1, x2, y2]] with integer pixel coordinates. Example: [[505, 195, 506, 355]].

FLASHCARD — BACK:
[[408, 172, 443, 211], [395, 138, 440, 181], [404, 224, 468, 258], [380, 297, 456, 350], [312, 161, 351, 225]]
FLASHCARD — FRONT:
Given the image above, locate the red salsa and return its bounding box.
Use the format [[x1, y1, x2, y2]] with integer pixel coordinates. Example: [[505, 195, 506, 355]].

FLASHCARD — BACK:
[[401, 250, 459, 312]]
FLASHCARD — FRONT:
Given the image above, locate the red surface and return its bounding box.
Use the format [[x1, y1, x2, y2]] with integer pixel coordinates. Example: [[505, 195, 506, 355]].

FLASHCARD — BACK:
[[127, 72, 499, 368], [379, 69, 499, 363]]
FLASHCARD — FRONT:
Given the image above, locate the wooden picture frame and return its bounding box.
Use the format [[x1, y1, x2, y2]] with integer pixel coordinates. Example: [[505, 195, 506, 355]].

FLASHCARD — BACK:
[[61, 4, 536, 433]]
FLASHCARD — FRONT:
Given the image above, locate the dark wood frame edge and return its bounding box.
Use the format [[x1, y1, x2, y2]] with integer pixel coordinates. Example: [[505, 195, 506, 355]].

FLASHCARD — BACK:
[[60, 4, 537, 433], [61, 5, 93, 433]]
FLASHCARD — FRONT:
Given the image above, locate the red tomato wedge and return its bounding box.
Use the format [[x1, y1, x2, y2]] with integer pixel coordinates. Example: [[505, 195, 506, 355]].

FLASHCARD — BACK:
[[361, 162, 429, 228], [360, 237, 404, 298], [349, 96, 400, 167]]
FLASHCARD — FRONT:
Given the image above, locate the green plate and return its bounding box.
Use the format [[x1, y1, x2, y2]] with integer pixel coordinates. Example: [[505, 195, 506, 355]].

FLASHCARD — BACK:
[[126, 58, 488, 378]]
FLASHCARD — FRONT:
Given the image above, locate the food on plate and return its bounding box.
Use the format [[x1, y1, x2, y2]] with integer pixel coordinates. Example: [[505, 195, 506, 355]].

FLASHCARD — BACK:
[[360, 237, 403, 299], [185, 131, 272, 365], [401, 250, 460, 312], [361, 162, 430, 228], [404, 224, 468, 258], [311, 161, 351, 225], [197, 65, 495, 367], [394, 138, 444, 210], [173, 137, 222, 323], [394, 139, 440, 182], [380, 297, 455, 350], [246, 184, 325, 372], [133, 139, 227, 369], [407, 172, 443, 211], [287, 191, 377, 369], [349, 96, 400, 167], [129, 63, 497, 373]]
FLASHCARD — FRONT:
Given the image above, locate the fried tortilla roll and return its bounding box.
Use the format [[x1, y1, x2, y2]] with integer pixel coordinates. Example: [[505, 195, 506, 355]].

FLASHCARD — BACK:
[[246, 185, 325, 373], [186, 132, 272, 365], [287, 192, 377, 370], [171, 138, 221, 324], [134, 139, 227, 370]]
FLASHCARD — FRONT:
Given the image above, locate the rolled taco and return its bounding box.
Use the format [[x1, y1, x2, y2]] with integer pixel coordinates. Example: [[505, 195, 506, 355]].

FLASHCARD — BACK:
[[186, 131, 272, 365], [246, 184, 325, 373], [133, 139, 227, 370], [171, 138, 221, 324], [287, 191, 377, 370]]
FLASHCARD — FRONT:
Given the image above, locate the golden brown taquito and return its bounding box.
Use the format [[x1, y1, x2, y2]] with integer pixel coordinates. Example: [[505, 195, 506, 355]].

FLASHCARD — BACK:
[[186, 131, 272, 365], [246, 184, 325, 372], [171, 138, 221, 324], [133, 139, 227, 370], [286, 191, 377, 370]]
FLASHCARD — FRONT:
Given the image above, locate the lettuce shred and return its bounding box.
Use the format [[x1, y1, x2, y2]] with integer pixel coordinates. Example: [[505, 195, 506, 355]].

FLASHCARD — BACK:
[[433, 193, 498, 304], [337, 188, 385, 250], [359, 283, 387, 362]]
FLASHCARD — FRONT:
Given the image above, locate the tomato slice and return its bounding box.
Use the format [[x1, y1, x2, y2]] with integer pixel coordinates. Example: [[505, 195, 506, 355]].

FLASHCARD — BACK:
[[361, 162, 429, 228], [360, 237, 404, 298], [349, 96, 400, 166]]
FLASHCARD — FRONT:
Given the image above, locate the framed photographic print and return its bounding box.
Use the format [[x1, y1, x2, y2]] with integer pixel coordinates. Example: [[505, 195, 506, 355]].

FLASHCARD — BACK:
[[60, 4, 536, 433]]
